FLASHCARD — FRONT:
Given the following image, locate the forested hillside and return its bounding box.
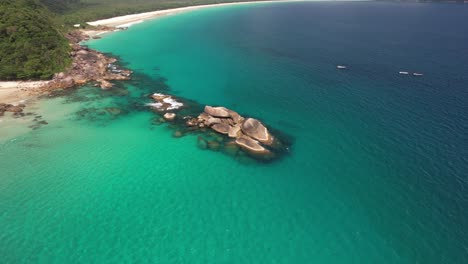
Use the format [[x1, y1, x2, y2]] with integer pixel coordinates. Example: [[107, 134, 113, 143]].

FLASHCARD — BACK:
[[39, 0, 81, 13], [0, 0, 70, 80]]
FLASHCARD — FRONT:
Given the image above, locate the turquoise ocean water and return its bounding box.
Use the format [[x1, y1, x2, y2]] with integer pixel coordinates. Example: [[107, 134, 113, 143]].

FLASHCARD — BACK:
[[1, 1, 468, 263]]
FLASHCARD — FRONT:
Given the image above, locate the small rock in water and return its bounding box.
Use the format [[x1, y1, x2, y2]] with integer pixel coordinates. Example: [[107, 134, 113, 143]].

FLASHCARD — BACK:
[[99, 80, 113, 89], [163, 113, 176, 121]]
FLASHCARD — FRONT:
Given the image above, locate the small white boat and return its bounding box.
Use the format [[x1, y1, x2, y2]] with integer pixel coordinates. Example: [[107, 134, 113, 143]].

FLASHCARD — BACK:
[[337, 65, 347, 69], [399, 71, 409, 75], [413, 73, 424, 76]]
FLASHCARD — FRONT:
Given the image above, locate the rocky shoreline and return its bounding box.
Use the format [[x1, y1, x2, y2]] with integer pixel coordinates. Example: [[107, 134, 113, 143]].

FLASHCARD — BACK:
[[38, 30, 132, 93], [0, 29, 132, 106]]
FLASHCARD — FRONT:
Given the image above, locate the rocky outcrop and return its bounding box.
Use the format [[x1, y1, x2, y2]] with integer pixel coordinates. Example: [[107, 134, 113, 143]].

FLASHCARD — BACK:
[[186, 105, 277, 155], [38, 30, 132, 94]]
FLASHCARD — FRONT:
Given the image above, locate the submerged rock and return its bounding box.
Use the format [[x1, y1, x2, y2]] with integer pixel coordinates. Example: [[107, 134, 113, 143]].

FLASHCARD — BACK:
[[224, 141, 240, 156], [173, 130, 183, 138], [106, 107, 121, 115], [197, 136, 208, 150], [207, 140, 221, 151]]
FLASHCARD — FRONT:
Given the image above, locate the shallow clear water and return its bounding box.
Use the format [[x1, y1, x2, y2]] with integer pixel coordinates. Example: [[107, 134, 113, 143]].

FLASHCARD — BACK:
[[1, 1, 468, 263]]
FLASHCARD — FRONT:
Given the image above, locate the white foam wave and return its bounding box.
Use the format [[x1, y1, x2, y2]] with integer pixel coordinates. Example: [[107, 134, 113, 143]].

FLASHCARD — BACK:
[[116, 20, 144, 28]]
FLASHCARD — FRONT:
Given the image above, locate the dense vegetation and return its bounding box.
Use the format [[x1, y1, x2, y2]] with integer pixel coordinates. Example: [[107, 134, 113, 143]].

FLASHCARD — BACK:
[[0, 0, 70, 80], [39, 0, 81, 13]]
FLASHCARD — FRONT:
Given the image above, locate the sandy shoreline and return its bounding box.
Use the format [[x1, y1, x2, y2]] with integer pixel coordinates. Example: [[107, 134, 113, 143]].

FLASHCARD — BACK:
[[0, 81, 46, 104], [87, 0, 299, 28]]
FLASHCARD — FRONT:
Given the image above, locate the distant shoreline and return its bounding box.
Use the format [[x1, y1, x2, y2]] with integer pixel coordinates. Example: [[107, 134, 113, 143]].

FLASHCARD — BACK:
[[86, 0, 304, 28]]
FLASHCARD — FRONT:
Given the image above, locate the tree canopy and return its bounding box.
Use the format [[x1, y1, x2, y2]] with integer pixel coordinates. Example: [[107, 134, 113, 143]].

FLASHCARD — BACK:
[[0, 0, 70, 80]]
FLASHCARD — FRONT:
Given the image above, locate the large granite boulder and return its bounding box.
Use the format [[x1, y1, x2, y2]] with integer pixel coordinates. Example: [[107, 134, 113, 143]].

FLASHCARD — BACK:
[[206, 117, 222, 126], [241, 118, 272, 144], [235, 136, 269, 154], [228, 124, 241, 138], [211, 123, 230, 134], [227, 109, 242, 123], [204, 106, 231, 118]]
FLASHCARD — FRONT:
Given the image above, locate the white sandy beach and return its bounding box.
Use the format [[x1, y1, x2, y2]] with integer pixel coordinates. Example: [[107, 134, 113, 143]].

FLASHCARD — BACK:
[[87, 0, 299, 28], [0, 81, 45, 104]]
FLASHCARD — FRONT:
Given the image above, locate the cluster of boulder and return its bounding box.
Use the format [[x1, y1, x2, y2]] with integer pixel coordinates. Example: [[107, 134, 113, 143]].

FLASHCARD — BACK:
[[185, 106, 277, 155], [0, 103, 25, 116]]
